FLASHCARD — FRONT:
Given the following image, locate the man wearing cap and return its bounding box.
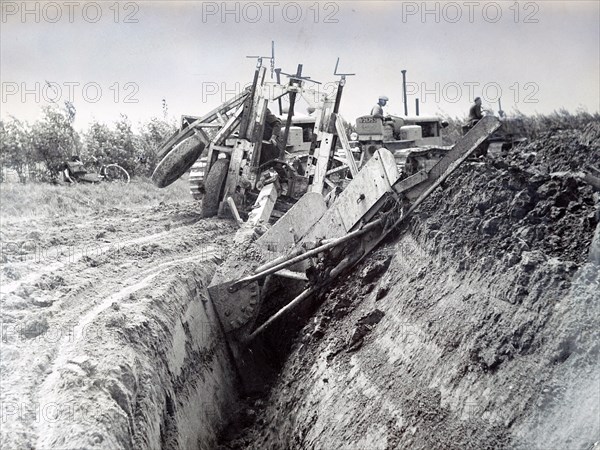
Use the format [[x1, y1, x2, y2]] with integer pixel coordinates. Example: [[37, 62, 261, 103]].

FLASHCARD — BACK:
[[467, 97, 484, 127], [371, 96, 388, 119]]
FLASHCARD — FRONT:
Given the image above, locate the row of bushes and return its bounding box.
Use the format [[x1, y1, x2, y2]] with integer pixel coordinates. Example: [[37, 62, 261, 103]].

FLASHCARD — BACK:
[[439, 108, 600, 145], [2, 105, 597, 183], [0, 104, 176, 183]]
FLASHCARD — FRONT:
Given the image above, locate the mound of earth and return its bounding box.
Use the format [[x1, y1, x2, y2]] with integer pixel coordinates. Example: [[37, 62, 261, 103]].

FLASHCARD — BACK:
[[217, 126, 600, 449], [503, 121, 600, 173]]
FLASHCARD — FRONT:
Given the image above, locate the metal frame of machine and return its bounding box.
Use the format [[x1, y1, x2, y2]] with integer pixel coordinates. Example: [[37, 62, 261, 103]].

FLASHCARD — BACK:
[[151, 56, 502, 393], [152, 58, 359, 223]]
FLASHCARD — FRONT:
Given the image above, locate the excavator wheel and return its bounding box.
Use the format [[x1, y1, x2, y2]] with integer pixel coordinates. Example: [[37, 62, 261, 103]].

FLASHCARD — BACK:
[[201, 158, 230, 218], [152, 135, 205, 188], [189, 156, 208, 201]]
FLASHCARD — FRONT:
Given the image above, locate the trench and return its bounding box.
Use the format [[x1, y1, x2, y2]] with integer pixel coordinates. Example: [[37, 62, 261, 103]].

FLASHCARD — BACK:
[[213, 219, 599, 450], [209, 156, 599, 448], [37, 213, 597, 450], [28, 229, 322, 449], [100, 176, 598, 449], [118, 220, 594, 450]]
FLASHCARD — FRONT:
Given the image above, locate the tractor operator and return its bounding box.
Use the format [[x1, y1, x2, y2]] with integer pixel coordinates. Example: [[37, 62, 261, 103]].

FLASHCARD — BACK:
[[259, 108, 282, 166], [371, 96, 389, 119], [467, 97, 484, 127]]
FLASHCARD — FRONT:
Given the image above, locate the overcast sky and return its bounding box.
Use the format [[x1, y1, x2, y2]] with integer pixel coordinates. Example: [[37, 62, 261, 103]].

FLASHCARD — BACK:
[[1, 1, 599, 130]]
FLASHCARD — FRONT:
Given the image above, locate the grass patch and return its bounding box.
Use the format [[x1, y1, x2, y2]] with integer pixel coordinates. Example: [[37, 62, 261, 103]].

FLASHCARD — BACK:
[[0, 177, 190, 223]]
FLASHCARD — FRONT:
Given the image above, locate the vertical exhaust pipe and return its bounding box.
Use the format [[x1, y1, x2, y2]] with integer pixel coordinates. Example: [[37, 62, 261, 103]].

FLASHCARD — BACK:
[[415, 98, 420, 116], [401, 69, 408, 116]]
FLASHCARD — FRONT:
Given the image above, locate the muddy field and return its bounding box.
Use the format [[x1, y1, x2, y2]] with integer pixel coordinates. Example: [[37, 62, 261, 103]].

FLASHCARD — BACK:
[[1, 184, 240, 449], [1, 124, 599, 449]]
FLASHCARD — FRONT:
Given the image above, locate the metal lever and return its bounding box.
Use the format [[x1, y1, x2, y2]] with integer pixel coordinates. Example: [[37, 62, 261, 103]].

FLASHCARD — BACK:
[[246, 40, 276, 77], [333, 57, 356, 77], [280, 71, 322, 85]]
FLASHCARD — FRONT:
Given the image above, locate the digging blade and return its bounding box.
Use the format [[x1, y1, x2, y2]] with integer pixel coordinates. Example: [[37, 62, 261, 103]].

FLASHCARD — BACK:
[[208, 280, 261, 335]]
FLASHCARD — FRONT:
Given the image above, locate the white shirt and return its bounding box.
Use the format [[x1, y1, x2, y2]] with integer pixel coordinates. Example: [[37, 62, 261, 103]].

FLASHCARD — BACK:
[[371, 104, 384, 117]]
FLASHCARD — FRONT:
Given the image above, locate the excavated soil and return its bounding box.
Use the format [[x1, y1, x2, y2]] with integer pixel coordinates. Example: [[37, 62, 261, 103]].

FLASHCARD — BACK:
[[218, 124, 600, 449]]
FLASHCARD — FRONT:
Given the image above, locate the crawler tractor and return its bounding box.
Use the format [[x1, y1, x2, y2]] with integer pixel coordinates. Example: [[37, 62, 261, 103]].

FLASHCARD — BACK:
[[354, 113, 453, 177]]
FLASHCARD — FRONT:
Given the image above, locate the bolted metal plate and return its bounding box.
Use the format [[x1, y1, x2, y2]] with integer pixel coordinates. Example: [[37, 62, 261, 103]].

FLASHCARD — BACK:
[[208, 280, 261, 334], [299, 148, 399, 244], [256, 192, 327, 255]]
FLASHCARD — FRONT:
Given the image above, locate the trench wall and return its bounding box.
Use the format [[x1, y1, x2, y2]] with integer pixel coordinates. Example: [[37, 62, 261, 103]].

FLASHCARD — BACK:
[[241, 221, 599, 449], [35, 262, 240, 450]]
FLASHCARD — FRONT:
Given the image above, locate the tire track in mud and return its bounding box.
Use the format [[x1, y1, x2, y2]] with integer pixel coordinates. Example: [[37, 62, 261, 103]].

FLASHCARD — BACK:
[[33, 250, 219, 449], [1, 207, 237, 449], [1, 229, 178, 296], [40, 249, 219, 383], [1, 203, 211, 296]]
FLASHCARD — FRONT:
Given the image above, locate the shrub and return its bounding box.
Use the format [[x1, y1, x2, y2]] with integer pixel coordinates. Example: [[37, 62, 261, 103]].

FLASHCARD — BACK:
[[0, 117, 34, 182], [83, 116, 175, 177], [30, 106, 81, 178]]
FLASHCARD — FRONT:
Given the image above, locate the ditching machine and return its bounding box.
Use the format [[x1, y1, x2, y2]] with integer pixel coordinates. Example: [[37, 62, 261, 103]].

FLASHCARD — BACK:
[[152, 58, 501, 392], [152, 58, 356, 221]]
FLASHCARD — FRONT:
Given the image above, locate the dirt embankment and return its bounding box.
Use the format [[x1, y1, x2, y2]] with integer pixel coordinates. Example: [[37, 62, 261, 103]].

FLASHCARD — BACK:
[[219, 125, 600, 449], [1, 201, 239, 449]]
